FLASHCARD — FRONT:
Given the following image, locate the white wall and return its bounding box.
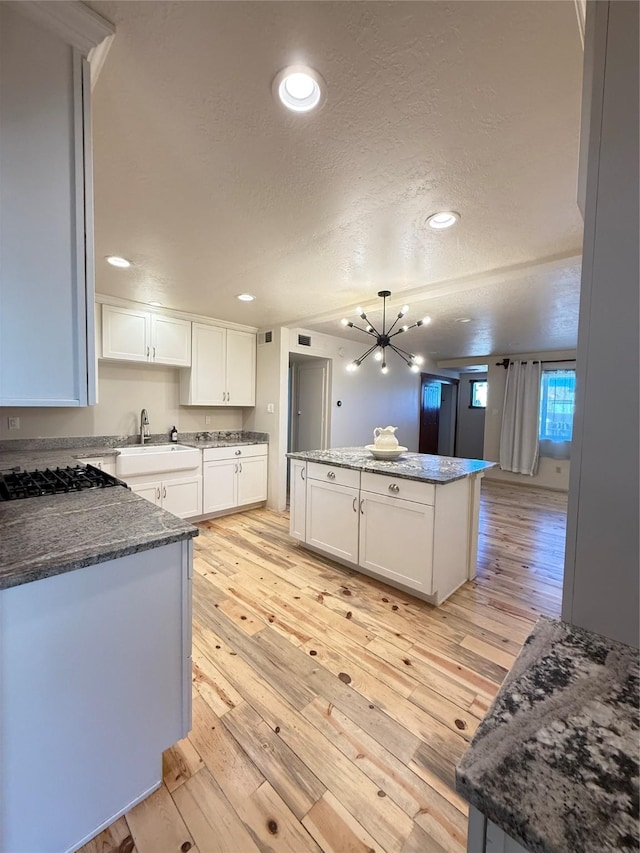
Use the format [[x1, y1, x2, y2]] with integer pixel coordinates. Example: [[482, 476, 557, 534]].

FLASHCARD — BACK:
[[0, 361, 244, 439], [483, 350, 576, 491]]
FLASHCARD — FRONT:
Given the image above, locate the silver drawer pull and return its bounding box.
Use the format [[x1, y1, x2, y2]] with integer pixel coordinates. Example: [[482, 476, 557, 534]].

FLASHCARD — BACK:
[[352, 496, 357, 512], [327, 471, 336, 479], [235, 449, 242, 455], [301, 467, 305, 481], [389, 483, 400, 493]]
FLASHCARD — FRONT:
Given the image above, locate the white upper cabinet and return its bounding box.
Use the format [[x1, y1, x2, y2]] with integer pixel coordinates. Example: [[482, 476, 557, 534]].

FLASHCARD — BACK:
[[102, 305, 150, 363], [0, 3, 113, 407], [181, 323, 226, 405], [102, 305, 191, 367], [226, 329, 257, 406], [181, 323, 256, 407], [150, 315, 192, 366]]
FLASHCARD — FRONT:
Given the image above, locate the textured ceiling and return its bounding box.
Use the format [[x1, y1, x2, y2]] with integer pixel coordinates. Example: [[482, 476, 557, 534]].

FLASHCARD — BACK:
[[88, 0, 584, 356]]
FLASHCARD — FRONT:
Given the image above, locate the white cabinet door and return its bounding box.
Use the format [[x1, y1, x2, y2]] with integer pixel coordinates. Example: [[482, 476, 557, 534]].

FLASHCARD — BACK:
[[130, 481, 161, 506], [151, 315, 191, 367], [237, 456, 267, 506], [226, 329, 256, 406], [203, 460, 237, 513], [306, 479, 359, 563], [0, 6, 100, 407], [359, 492, 434, 595], [102, 305, 150, 362], [180, 323, 226, 406], [289, 461, 307, 541], [162, 476, 202, 519]]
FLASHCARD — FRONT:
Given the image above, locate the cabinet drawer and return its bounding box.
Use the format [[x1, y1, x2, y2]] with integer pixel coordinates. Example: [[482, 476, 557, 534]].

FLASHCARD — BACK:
[[203, 444, 268, 462], [307, 462, 360, 489], [361, 471, 434, 505]]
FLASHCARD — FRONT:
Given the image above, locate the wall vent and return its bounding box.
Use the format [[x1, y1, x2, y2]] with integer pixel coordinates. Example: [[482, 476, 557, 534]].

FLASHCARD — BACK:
[[258, 331, 273, 345], [297, 334, 312, 347]]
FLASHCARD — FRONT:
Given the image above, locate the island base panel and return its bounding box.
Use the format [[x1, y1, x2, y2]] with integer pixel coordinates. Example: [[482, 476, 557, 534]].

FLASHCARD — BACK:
[[0, 541, 191, 853]]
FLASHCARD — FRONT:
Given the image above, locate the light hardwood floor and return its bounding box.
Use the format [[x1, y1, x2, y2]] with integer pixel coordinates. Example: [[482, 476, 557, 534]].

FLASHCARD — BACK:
[[79, 480, 566, 853]]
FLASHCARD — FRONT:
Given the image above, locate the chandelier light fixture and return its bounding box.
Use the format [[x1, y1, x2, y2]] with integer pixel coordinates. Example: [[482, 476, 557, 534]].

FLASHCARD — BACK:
[[341, 290, 430, 374]]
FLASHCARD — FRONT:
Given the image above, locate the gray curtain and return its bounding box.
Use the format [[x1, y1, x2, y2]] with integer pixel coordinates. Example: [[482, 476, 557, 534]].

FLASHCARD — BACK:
[[499, 360, 541, 476]]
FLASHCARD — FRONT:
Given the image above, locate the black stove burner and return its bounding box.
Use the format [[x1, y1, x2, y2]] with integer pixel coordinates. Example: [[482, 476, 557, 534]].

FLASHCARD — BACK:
[[0, 465, 125, 501]]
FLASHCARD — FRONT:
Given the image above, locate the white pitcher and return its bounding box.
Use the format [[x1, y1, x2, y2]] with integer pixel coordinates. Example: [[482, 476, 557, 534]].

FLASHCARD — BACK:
[[373, 426, 399, 449]]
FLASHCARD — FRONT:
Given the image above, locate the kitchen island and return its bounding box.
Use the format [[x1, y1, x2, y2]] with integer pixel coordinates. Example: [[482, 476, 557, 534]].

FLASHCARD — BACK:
[[287, 447, 494, 605], [0, 457, 198, 853]]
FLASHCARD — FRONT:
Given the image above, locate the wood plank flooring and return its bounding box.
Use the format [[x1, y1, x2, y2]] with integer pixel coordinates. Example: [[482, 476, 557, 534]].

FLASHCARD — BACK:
[[79, 480, 566, 853]]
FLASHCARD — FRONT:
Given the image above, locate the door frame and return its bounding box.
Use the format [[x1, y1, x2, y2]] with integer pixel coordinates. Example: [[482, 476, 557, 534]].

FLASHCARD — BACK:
[[419, 373, 459, 455]]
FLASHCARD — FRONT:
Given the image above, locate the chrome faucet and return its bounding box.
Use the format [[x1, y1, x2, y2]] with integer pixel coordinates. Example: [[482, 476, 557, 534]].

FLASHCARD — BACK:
[[140, 408, 150, 444]]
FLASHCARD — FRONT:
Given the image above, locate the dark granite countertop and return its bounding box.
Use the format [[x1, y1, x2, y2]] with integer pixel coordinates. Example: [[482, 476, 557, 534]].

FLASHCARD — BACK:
[[0, 486, 198, 591], [456, 616, 639, 853], [287, 447, 494, 484]]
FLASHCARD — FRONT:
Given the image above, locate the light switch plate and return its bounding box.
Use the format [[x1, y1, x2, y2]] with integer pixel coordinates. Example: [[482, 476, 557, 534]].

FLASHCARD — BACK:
[[7, 417, 20, 430], [267, 403, 275, 414], [205, 415, 211, 425]]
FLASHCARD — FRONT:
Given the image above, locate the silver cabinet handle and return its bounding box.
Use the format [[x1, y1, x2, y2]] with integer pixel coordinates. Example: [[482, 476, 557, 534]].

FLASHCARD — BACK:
[[156, 487, 160, 500], [234, 463, 238, 473], [235, 449, 242, 456], [360, 498, 365, 514], [163, 485, 167, 499], [353, 496, 357, 512], [327, 471, 336, 480], [227, 392, 230, 402], [223, 391, 226, 402], [389, 483, 400, 493], [153, 346, 156, 359], [301, 467, 305, 481], [239, 462, 242, 473], [146, 346, 150, 358]]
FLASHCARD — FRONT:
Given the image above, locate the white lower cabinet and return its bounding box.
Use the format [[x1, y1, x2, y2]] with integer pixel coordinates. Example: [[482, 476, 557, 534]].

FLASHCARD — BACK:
[[305, 479, 360, 563], [129, 475, 202, 519], [359, 491, 434, 595], [203, 444, 268, 514]]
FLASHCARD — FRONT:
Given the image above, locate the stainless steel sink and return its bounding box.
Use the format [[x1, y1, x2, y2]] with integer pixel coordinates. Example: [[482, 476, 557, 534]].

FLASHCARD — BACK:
[[116, 444, 200, 477]]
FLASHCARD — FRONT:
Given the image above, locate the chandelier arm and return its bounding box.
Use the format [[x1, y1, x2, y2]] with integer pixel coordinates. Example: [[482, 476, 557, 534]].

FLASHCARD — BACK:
[[387, 344, 414, 367], [385, 315, 404, 336], [389, 342, 417, 360], [350, 322, 377, 336], [363, 318, 382, 337], [356, 342, 380, 364]]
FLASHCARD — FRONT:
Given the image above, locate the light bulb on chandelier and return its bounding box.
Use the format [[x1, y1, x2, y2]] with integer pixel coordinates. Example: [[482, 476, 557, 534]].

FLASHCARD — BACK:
[[340, 290, 429, 374]]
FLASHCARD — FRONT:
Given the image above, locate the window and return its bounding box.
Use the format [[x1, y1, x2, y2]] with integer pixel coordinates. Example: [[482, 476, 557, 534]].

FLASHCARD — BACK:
[[539, 369, 576, 441], [470, 380, 488, 408]]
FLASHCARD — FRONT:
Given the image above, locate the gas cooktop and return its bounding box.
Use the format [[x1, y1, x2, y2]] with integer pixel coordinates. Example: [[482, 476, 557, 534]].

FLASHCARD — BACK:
[[0, 465, 125, 501]]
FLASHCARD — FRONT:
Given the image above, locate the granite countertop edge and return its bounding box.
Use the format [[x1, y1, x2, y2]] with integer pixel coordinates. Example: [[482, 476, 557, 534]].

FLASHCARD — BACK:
[[454, 616, 640, 853], [287, 447, 494, 485], [1, 528, 198, 592]]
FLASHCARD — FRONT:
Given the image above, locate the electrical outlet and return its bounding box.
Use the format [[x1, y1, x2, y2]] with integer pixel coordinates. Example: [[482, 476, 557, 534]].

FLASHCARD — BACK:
[[555, 465, 562, 474], [267, 403, 275, 414], [205, 415, 211, 425], [7, 417, 20, 431]]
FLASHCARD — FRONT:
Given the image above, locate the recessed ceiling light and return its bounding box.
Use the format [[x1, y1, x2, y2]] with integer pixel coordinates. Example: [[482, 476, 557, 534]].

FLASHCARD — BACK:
[[105, 256, 132, 268], [273, 65, 326, 113], [148, 301, 162, 307], [236, 293, 255, 302], [455, 317, 472, 323], [426, 211, 460, 230]]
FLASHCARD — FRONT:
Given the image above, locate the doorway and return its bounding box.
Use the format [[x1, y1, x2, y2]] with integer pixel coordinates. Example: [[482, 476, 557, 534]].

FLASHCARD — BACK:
[[419, 373, 459, 455], [288, 354, 331, 454]]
